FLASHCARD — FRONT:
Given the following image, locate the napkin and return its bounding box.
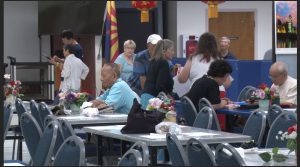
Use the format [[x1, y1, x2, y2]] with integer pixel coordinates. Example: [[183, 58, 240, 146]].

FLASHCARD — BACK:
[[223, 147, 245, 158], [82, 108, 99, 117], [80, 101, 93, 109]]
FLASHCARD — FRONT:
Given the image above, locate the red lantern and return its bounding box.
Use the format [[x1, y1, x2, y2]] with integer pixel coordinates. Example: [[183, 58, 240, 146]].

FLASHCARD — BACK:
[[202, 1, 225, 19], [132, 1, 157, 23]]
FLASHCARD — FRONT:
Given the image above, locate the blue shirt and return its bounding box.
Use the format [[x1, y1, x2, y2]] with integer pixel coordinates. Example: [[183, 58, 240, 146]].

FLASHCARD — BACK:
[[127, 49, 150, 94], [73, 44, 84, 60], [223, 52, 236, 60], [114, 53, 136, 83], [96, 78, 138, 114]]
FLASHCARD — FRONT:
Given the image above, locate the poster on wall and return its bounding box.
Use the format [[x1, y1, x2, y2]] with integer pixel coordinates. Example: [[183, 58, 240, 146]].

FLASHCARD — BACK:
[[274, 1, 297, 54]]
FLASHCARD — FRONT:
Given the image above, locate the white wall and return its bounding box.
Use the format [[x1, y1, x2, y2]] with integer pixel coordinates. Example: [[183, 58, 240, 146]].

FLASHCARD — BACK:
[[177, 1, 272, 60]]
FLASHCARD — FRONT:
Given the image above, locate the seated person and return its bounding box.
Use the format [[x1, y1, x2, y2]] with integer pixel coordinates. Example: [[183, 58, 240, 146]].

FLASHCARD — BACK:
[[91, 63, 139, 114], [269, 61, 297, 106], [185, 60, 232, 110]]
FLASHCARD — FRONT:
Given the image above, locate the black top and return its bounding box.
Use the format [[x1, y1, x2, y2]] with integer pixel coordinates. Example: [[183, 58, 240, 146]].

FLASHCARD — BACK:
[[185, 75, 221, 111], [144, 58, 174, 97]]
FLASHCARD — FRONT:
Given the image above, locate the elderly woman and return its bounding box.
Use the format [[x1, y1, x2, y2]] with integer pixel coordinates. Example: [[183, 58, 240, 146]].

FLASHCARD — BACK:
[[115, 40, 136, 83]]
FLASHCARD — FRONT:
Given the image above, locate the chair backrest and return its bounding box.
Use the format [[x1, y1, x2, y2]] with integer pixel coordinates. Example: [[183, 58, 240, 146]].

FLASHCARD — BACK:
[[32, 120, 58, 166], [267, 104, 283, 127], [198, 98, 221, 131], [166, 132, 189, 166], [180, 96, 197, 126], [118, 148, 143, 166], [265, 112, 297, 148], [130, 141, 149, 166], [15, 98, 28, 119], [140, 93, 155, 110], [237, 85, 257, 101], [20, 112, 43, 160], [58, 119, 76, 139], [186, 138, 216, 166], [46, 118, 65, 157], [52, 135, 86, 166], [38, 102, 53, 129], [4, 104, 13, 141], [44, 115, 57, 129], [193, 106, 213, 129], [30, 99, 44, 129], [242, 110, 267, 147], [215, 143, 246, 166]]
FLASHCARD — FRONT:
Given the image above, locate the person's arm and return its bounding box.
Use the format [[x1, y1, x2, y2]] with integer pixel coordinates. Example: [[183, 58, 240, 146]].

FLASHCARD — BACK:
[[177, 58, 192, 83], [284, 84, 297, 105], [212, 99, 228, 110], [155, 60, 173, 93], [140, 76, 146, 90], [80, 62, 89, 80]]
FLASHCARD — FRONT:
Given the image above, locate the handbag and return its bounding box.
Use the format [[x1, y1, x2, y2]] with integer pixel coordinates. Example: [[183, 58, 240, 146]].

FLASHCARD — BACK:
[[121, 98, 166, 134]]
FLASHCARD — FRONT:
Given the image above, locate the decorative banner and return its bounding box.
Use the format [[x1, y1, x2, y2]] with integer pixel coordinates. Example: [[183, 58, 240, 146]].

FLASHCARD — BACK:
[[202, 1, 225, 19], [132, 1, 157, 22]]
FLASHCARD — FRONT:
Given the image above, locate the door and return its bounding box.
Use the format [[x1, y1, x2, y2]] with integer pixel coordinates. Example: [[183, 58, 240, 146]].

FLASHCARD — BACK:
[[209, 12, 255, 60]]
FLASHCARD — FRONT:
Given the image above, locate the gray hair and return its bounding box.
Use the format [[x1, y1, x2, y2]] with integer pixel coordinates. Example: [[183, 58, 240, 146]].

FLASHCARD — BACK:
[[103, 63, 120, 78], [151, 39, 174, 61], [220, 36, 230, 43], [124, 39, 136, 48], [274, 61, 288, 75]]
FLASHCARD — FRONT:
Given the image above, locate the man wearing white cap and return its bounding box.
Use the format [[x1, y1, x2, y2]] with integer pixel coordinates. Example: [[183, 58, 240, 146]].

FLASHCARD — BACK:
[[127, 34, 162, 96]]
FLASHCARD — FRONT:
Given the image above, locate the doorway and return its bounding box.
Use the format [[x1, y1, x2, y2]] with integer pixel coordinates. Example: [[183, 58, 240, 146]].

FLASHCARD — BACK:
[[209, 12, 255, 60]]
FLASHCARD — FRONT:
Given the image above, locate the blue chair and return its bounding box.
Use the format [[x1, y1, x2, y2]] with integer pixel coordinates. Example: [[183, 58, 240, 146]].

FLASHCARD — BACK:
[[20, 112, 43, 161], [4, 105, 13, 141], [45, 117, 65, 157], [180, 96, 197, 126], [267, 104, 283, 127], [215, 143, 246, 166], [38, 102, 53, 130], [193, 106, 213, 129], [30, 99, 43, 129], [140, 93, 155, 110], [15, 98, 28, 119], [32, 120, 59, 166], [242, 110, 267, 147], [52, 136, 86, 166], [265, 112, 297, 148], [118, 148, 143, 166], [129, 141, 149, 166], [198, 98, 221, 131], [186, 138, 216, 166], [237, 85, 257, 101], [58, 119, 76, 139], [166, 132, 189, 166]]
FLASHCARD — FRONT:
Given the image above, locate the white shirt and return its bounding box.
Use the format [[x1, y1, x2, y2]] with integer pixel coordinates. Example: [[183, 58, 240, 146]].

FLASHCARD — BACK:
[[271, 76, 297, 105], [60, 54, 89, 93]]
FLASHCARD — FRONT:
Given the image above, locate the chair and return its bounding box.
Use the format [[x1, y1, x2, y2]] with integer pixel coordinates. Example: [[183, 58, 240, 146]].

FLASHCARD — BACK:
[[129, 141, 149, 166], [4, 105, 13, 141], [118, 148, 143, 166], [180, 96, 197, 126], [242, 110, 267, 147], [186, 138, 217, 166], [30, 99, 44, 129], [140, 93, 155, 110], [267, 104, 283, 127], [237, 85, 257, 101], [58, 119, 76, 139], [45, 118, 65, 157], [193, 106, 213, 129], [52, 136, 86, 166], [44, 115, 57, 129], [20, 112, 43, 161], [198, 98, 221, 131], [215, 143, 246, 166], [15, 98, 28, 119], [32, 120, 59, 166], [166, 132, 189, 166], [39, 102, 53, 129], [265, 112, 297, 148]]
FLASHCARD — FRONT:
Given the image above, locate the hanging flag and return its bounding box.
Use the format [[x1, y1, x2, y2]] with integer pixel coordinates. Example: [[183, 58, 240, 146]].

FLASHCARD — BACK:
[[104, 1, 119, 63]]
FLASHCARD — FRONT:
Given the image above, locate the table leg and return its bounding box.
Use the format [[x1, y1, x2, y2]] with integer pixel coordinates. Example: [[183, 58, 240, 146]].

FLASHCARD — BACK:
[[97, 135, 103, 165], [150, 147, 157, 166], [17, 137, 22, 160]]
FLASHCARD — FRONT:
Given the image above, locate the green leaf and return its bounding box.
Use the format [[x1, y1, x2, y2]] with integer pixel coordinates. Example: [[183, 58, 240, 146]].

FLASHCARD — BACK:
[[272, 147, 279, 154], [273, 154, 288, 162], [287, 140, 296, 152], [259, 152, 271, 162]]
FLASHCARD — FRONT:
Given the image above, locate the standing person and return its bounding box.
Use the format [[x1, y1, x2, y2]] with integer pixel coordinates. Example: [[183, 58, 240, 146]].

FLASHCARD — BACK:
[[127, 34, 162, 96], [269, 61, 297, 106], [219, 36, 236, 60], [115, 40, 136, 83], [144, 39, 175, 97]]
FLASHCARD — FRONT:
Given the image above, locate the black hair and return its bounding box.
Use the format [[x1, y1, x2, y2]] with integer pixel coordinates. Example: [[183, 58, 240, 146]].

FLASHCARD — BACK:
[[61, 29, 74, 39], [195, 32, 220, 62], [63, 44, 75, 54], [207, 60, 232, 77]]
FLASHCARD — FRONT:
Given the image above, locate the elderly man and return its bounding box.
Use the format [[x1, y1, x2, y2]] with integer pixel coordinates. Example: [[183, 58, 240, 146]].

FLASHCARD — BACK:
[[219, 36, 236, 60], [127, 34, 162, 96], [91, 63, 139, 114], [269, 61, 297, 106]]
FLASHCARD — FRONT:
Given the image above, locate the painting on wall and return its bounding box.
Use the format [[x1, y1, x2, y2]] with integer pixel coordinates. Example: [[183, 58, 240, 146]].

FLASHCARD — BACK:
[[274, 1, 297, 54]]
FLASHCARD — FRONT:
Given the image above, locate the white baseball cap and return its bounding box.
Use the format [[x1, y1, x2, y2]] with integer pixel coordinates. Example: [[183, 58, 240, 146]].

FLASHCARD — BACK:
[[147, 34, 162, 44]]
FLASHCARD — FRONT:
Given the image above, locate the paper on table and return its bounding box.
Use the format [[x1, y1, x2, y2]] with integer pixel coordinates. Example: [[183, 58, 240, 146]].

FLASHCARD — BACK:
[[4, 163, 25, 166], [99, 114, 127, 118], [181, 132, 218, 137], [94, 125, 125, 130], [80, 101, 93, 109], [140, 133, 166, 139]]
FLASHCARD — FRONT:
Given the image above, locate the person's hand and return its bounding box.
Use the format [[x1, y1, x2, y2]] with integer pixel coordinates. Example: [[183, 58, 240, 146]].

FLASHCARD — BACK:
[[221, 97, 231, 105], [90, 99, 104, 107], [48, 56, 57, 65]]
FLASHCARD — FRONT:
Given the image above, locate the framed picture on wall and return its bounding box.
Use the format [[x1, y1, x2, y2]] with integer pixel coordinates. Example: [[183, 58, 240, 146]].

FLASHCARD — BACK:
[[274, 1, 297, 54]]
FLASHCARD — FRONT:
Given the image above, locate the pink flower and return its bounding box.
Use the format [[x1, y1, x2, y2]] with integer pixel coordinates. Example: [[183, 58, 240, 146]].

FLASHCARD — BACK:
[[148, 98, 163, 109], [12, 90, 18, 96]]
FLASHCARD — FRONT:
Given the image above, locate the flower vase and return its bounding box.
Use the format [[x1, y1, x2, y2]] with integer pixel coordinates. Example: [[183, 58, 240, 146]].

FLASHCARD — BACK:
[[259, 99, 270, 111], [5, 95, 16, 107], [70, 103, 80, 115]]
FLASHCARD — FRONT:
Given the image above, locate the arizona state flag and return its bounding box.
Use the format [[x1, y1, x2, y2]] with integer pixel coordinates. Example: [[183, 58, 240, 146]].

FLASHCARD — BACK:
[[104, 1, 119, 63]]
